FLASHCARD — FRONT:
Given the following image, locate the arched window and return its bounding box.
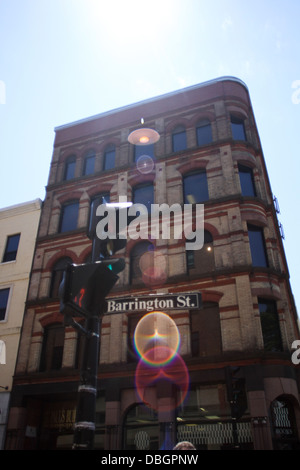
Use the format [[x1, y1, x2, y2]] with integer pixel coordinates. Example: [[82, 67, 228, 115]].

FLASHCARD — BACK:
[[130, 241, 154, 284], [196, 120, 212, 146], [40, 323, 65, 372], [50, 257, 72, 298], [123, 405, 159, 450], [271, 397, 299, 449], [183, 170, 209, 203], [63, 155, 76, 181], [238, 164, 256, 196], [190, 302, 222, 357], [59, 201, 79, 233], [231, 116, 246, 141], [103, 144, 115, 171], [90, 192, 110, 211], [83, 149, 96, 176], [186, 230, 214, 275], [172, 125, 187, 152]]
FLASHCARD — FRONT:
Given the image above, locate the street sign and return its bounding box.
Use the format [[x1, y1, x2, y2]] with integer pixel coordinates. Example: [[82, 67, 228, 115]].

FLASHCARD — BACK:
[[104, 292, 202, 314]]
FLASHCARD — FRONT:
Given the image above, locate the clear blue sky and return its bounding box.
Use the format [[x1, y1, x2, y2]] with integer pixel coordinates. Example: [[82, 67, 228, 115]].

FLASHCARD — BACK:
[[0, 0, 299, 314]]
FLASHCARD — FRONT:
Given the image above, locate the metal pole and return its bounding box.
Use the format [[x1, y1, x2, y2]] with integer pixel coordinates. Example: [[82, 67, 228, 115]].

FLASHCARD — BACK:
[[72, 238, 102, 450], [72, 313, 100, 450]]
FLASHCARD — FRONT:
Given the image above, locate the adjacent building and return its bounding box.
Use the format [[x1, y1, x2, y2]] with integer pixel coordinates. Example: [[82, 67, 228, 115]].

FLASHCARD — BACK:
[[0, 199, 41, 448], [6, 77, 300, 450]]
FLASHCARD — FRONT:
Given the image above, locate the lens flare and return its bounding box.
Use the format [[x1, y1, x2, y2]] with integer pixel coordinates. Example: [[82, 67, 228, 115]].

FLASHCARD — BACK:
[[139, 250, 168, 288], [136, 155, 155, 174], [135, 349, 190, 411], [133, 311, 180, 365]]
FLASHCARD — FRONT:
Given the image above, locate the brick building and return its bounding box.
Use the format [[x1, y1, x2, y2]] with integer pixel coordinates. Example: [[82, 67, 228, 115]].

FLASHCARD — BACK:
[[6, 77, 300, 450]]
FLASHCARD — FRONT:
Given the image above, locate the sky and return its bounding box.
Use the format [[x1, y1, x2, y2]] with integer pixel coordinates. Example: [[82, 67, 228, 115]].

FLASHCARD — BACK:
[[0, 0, 299, 314]]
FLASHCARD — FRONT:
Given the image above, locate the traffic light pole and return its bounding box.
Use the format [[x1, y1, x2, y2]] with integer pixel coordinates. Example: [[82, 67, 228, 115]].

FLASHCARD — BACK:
[[59, 201, 130, 450], [72, 238, 104, 450], [72, 308, 102, 450]]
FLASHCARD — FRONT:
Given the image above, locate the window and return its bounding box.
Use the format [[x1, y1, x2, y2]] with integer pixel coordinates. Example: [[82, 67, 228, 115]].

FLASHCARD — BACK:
[[40, 324, 65, 372], [196, 120, 212, 146], [0, 288, 10, 321], [130, 241, 154, 284], [172, 125, 187, 152], [83, 150, 96, 176], [231, 116, 246, 141], [123, 405, 159, 450], [91, 192, 110, 209], [239, 164, 256, 196], [2, 233, 20, 262], [64, 155, 76, 180], [50, 257, 72, 298], [187, 230, 214, 274], [59, 201, 79, 233], [271, 398, 298, 449], [248, 224, 268, 267], [183, 171, 209, 203], [190, 303, 222, 357], [103, 144, 115, 171], [134, 144, 154, 162], [133, 183, 154, 212], [258, 299, 283, 352]]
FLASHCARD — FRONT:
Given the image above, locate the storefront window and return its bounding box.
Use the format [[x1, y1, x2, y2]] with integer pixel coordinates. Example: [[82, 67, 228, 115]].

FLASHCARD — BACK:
[[123, 405, 159, 450], [177, 385, 253, 450]]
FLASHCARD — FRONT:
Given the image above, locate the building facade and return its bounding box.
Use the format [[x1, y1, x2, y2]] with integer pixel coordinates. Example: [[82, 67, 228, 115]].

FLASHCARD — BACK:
[[0, 199, 41, 449], [6, 77, 300, 450]]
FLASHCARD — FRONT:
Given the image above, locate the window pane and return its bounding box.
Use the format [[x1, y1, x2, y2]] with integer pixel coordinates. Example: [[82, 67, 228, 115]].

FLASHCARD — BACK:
[[196, 122, 212, 146], [248, 224, 268, 267], [0, 288, 10, 321], [64, 156, 76, 180], [190, 303, 222, 357], [183, 172, 209, 203], [258, 299, 282, 351], [130, 242, 154, 284], [239, 164, 256, 196], [84, 152, 95, 175], [104, 146, 115, 170], [40, 324, 64, 371], [133, 184, 154, 211], [186, 230, 214, 275], [231, 117, 246, 140], [50, 257, 72, 297], [134, 144, 154, 162], [2, 234, 20, 262], [172, 127, 187, 152], [60, 202, 79, 232]]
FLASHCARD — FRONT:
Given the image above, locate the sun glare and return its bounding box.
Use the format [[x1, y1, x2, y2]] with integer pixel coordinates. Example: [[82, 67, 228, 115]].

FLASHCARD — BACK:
[[90, 0, 174, 46]]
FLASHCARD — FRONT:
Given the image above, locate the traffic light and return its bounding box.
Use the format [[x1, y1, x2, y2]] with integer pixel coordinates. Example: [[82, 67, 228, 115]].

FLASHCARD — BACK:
[[59, 261, 119, 319], [226, 366, 247, 420]]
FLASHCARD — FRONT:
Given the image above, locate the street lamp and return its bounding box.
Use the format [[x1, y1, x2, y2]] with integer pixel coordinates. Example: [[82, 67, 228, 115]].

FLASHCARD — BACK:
[[128, 119, 160, 146]]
